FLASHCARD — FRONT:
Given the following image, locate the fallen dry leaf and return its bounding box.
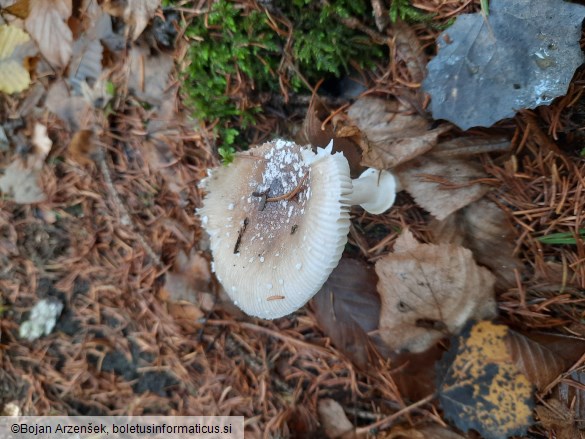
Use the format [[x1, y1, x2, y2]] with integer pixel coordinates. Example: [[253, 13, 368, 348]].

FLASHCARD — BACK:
[[396, 154, 490, 221], [25, 0, 72, 68], [45, 79, 92, 132], [127, 45, 174, 106], [2, 0, 30, 19], [347, 96, 449, 169], [317, 399, 355, 439], [102, 0, 160, 41], [507, 330, 572, 392], [431, 199, 522, 290], [0, 123, 52, 203], [437, 321, 534, 439], [311, 258, 380, 369], [160, 249, 213, 330], [299, 98, 364, 177], [376, 230, 496, 353]]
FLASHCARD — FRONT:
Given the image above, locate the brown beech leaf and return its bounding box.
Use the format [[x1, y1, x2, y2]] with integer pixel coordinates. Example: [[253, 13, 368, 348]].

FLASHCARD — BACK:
[[102, 0, 160, 41], [347, 96, 449, 169], [396, 155, 489, 221], [512, 332, 585, 430], [376, 230, 496, 353], [389, 345, 443, 401], [506, 330, 572, 391], [300, 97, 364, 177], [437, 321, 534, 439], [431, 199, 522, 290], [312, 259, 380, 369], [25, 0, 72, 68]]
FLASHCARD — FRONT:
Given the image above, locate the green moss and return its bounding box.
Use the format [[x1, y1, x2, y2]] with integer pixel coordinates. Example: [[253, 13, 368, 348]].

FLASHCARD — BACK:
[[181, 0, 386, 161]]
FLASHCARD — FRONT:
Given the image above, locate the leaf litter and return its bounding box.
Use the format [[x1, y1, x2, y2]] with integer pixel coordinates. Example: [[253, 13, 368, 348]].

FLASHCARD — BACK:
[[0, 0, 584, 438]]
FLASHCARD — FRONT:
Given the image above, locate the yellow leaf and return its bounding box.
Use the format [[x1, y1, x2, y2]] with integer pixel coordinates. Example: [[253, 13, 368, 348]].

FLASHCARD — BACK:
[[438, 321, 534, 439], [0, 24, 31, 94]]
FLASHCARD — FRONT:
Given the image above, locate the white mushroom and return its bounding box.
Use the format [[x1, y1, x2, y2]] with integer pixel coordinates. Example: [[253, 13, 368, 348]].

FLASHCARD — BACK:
[[197, 139, 397, 319]]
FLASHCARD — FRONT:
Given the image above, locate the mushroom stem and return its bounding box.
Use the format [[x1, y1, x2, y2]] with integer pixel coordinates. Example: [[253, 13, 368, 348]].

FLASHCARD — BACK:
[[347, 168, 399, 214]]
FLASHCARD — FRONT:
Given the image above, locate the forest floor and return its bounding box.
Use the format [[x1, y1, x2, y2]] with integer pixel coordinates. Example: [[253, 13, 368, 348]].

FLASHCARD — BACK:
[[0, 1, 584, 438]]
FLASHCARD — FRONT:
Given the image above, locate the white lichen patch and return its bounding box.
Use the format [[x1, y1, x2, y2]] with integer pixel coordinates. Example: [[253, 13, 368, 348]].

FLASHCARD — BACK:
[[19, 299, 63, 341]]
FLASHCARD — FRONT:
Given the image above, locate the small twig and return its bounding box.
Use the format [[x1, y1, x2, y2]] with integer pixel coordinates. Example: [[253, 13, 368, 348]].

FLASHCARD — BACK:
[[96, 142, 162, 267], [266, 172, 309, 203], [354, 393, 436, 435]]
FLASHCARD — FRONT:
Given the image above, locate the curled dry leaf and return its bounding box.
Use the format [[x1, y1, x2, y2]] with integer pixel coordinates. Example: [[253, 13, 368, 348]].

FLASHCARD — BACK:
[[102, 0, 160, 41], [347, 96, 449, 169], [317, 399, 356, 439], [0, 123, 52, 204], [25, 0, 72, 68], [311, 258, 380, 369], [396, 154, 489, 221], [376, 230, 496, 353], [431, 199, 522, 290]]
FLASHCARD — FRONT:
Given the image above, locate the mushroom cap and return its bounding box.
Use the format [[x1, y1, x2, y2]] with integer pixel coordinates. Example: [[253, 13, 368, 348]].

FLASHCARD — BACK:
[[198, 140, 352, 319]]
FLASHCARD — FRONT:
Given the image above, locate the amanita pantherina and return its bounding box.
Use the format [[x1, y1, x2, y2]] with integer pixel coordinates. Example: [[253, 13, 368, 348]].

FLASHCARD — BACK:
[[198, 139, 396, 319]]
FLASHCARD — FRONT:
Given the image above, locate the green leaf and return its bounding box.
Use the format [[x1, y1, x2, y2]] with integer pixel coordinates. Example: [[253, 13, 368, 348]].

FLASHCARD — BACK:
[[537, 230, 585, 245]]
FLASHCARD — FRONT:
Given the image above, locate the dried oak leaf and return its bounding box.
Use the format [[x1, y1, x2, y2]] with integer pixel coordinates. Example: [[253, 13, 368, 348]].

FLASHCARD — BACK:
[[431, 199, 522, 291], [25, 0, 72, 68], [312, 258, 380, 369], [423, 0, 585, 130], [347, 96, 449, 169], [376, 230, 496, 353], [437, 321, 534, 439], [0, 24, 34, 94], [396, 153, 489, 221], [102, 0, 160, 41]]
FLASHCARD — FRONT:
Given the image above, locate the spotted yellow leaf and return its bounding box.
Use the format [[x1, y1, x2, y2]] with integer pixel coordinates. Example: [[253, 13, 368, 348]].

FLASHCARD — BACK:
[[0, 24, 31, 94], [437, 321, 534, 439]]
